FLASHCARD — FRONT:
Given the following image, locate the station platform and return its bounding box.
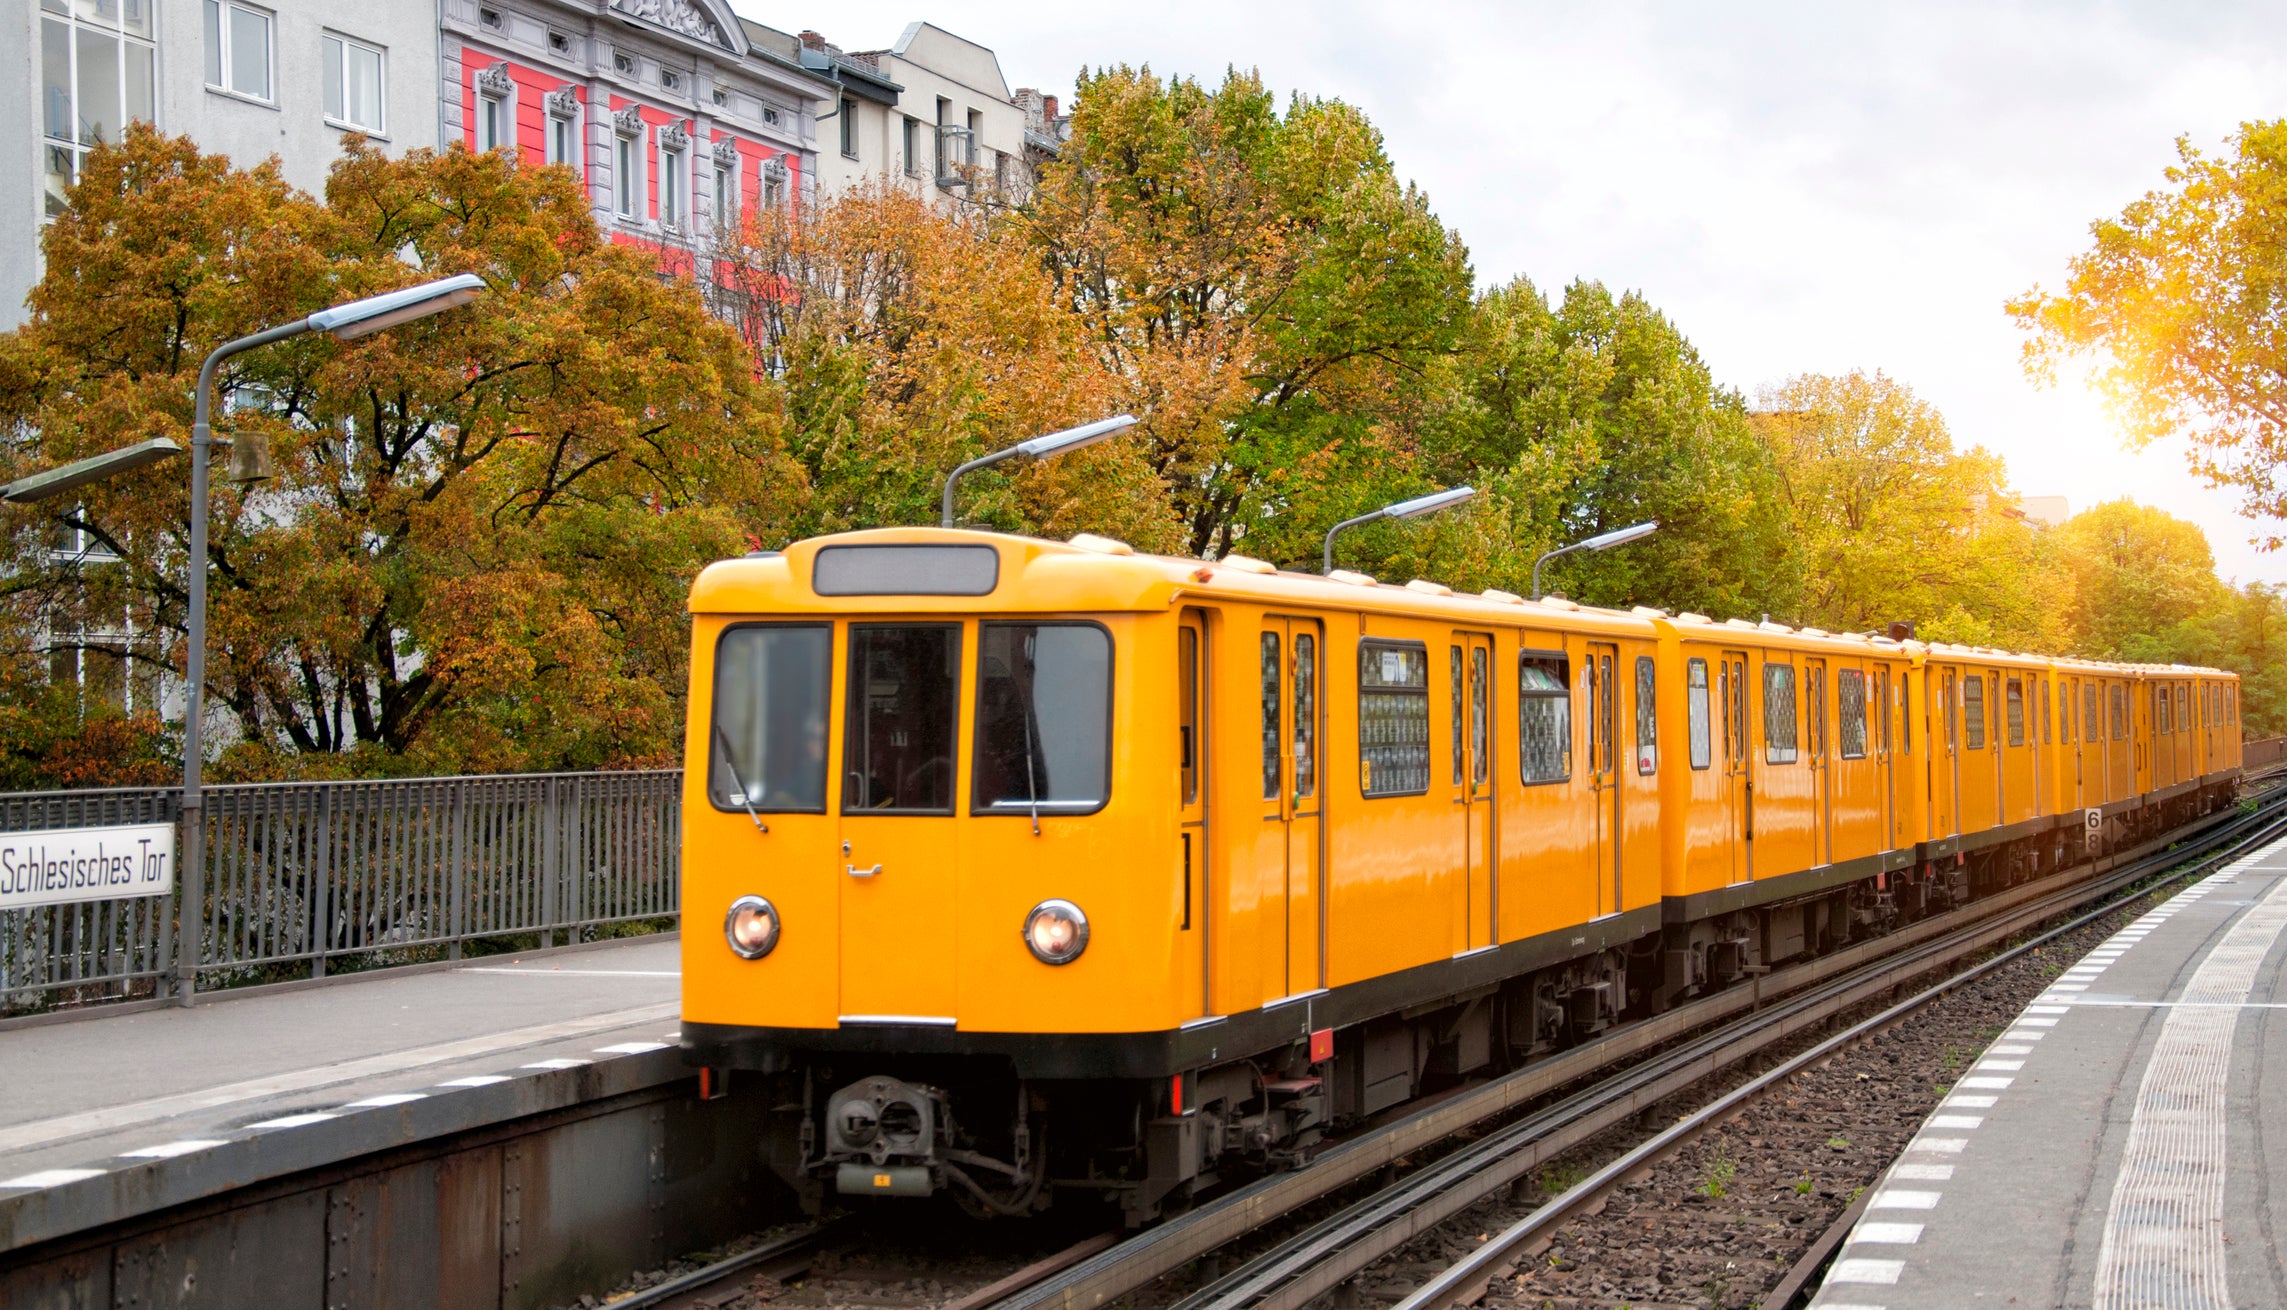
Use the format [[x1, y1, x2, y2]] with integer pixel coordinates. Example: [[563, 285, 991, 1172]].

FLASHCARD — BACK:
[[1812, 835, 2287, 1308], [0, 934, 685, 1253]]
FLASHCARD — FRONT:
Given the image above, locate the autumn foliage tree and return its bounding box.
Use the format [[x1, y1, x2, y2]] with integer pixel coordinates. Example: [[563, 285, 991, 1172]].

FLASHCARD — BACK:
[[0, 126, 800, 778]]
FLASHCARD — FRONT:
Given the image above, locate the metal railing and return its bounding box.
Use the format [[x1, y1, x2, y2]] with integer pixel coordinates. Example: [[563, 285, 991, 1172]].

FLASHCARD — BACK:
[[1, 769, 681, 1015]]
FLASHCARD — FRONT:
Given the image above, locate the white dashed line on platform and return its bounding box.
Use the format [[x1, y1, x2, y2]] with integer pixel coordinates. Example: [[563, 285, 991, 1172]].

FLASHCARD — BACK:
[[117, 1139, 224, 1159]]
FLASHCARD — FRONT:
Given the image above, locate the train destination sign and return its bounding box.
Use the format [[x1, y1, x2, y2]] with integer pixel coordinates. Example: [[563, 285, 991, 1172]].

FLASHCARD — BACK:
[[0, 822, 176, 911]]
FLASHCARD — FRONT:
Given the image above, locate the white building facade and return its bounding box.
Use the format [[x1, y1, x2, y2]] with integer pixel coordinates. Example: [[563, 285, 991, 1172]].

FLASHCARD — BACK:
[[10, 0, 444, 328], [805, 22, 1037, 205]]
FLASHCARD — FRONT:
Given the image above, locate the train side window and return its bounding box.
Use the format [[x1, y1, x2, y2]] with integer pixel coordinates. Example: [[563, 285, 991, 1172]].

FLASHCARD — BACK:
[[2088, 684, 2101, 743], [2153, 685, 2169, 735], [1901, 674, 1911, 755], [973, 623, 1112, 815], [1260, 633, 1281, 800], [1687, 658, 1712, 770], [1837, 669, 1867, 759], [1179, 626, 1198, 805], [1763, 663, 1798, 764], [1963, 676, 1987, 750], [843, 624, 961, 813], [1472, 646, 1491, 787], [1359, 640, 1429, 796], [1635, 655, 1657, 774], [710, 623, 831, 813], [2177, 685, 2188, 732], [1518, 653, 1571, 784], [2006, 677, 2025, 747], [2111, 684, 2126, 740], [1294, 634, 1317, 800], [2041, 679, 2052, 744], [1451, 646, 1466, 787]]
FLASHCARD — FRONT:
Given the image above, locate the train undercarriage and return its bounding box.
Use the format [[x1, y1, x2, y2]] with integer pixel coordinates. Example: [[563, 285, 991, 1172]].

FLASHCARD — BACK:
[[742, 781, 2238, 1226]]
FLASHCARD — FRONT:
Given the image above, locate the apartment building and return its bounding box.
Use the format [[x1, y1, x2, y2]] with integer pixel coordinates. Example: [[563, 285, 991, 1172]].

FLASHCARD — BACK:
[[806, 22, 1035, 204]]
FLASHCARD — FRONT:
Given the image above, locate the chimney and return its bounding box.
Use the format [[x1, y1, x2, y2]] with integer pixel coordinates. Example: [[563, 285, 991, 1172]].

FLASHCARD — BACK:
[[1043, 94, 1059, 119], [798, 30, 826, 50]]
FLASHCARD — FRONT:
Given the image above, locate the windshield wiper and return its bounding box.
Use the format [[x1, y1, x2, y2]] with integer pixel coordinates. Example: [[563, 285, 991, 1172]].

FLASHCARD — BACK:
[[1021, 694, 1042, 836], [712, 725, 770, 836]]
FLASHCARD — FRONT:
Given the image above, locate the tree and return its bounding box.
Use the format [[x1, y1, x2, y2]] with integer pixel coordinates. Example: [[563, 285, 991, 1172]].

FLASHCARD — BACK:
[[1024, 66, 1475, 563], [1750, 371, 2048, 640], [0, 126, 800, 778], [710, 185, 1178, 547], [2056, 499, 2229, 662], [1410, 277, 1793, 615], [2010, 121, 2287, 541]]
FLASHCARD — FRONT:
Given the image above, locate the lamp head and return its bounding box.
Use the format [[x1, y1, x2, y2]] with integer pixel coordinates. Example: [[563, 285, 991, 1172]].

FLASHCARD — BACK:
[[308, 273, 487, 341], [1014, 413, 1138, 461], [1582, 520, 1658, 551], [1382, 485, 1475, 521]]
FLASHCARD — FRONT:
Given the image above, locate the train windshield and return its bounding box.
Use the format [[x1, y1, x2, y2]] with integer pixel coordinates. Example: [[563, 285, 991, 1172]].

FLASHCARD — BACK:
[[710, 625, 831, 812], [974, 623, 1112, 812]]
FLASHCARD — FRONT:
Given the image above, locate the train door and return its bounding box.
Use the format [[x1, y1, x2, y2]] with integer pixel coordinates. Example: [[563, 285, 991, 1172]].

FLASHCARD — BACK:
[[1179, 611, 1210, 1018], [1450, 633, 1496, 951], [1874, 666, 1895, 848], [1805, 659, 1830, 866], [1721, 650, 1752, 883], [1586, 642, 1620, 916], [837, 622, 964, 1021], [1258, 618, 1324, 999], [1943, 668, 1962, 838]]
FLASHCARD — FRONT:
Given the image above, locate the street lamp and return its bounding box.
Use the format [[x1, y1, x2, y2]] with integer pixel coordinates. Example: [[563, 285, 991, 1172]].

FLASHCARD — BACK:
[[1322, 485, 1475, 575], [1530, 520, 1658, 600], [1, 272, 487, 1003], [939, 414, 1137, 528]]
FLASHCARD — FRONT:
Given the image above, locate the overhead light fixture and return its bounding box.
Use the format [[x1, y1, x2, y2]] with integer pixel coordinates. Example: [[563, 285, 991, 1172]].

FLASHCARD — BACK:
[[1323, 485, 1476, 573]]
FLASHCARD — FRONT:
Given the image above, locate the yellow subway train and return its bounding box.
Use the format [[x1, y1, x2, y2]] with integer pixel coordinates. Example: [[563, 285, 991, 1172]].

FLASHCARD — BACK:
[[678, 527, 2240, 1220]]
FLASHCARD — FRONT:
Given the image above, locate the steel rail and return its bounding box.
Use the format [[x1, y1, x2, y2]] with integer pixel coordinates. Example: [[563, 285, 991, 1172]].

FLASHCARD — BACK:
[[1002, 802, 2255, 1310], [610, 1223, 831, 1310], [1388, 800, 2287, 1310]]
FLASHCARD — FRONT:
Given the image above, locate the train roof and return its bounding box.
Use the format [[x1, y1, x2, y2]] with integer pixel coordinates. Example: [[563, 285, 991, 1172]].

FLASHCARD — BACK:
[[687, 528, 2234, 679]]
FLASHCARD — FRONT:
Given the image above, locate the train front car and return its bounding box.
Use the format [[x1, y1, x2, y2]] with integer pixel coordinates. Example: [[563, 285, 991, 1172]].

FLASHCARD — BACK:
[[680, 529, 1202, 1219]]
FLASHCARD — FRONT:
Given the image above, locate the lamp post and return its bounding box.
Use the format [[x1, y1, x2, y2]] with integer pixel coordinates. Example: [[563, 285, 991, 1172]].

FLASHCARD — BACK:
[[939, 414, 1137, 528], [1530, 520, 1659, 600], [1322, 486, 1475, 575], [4, 273, 488, 1003]]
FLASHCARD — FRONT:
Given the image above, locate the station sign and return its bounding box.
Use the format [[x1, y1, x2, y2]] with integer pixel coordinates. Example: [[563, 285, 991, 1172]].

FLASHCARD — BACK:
[[2085, 807, 2103, 835], [0, 822, 176, 911]]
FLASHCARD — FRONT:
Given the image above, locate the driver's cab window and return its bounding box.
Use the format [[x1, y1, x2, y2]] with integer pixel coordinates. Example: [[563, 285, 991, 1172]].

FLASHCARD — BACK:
[[843, 625, 961, 812]]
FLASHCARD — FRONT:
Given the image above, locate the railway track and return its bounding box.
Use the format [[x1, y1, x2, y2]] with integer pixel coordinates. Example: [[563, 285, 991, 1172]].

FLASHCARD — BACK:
[[998, 794, 2287, 1310]]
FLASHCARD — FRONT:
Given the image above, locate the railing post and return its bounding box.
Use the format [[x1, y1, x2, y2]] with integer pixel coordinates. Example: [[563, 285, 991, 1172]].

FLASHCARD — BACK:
[[175, 797, 201, 1004], [449, 780, 466, 961], [311, 785, 332, 979], [541, 776, 558, 949]]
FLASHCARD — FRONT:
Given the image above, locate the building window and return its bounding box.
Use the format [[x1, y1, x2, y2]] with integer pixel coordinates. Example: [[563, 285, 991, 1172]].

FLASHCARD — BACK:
[[711, 86, 727, 107], [614, 51, 634, 74], [41, 0, 157, 219], [660, 140, 684, 227], [322, 34, 385, 133], [203, 0, 272, 101], [761, 159, 784, 210], [615, 131, 638, 217], [478, 93, 506, 151], [712, 160, 734, 226], [902, 116, 924, 177], [547, 105, 577, 168], [839, 97, 858, 158], [548, 30, 571, 54], [479, 7, 503, 29], [661, 68, 682, 92]]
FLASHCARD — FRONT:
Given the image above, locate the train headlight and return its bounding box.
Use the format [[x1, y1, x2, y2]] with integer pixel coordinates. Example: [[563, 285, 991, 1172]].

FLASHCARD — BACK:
[[1023, 899, 1089, 965], [725, 895, 780, 960]]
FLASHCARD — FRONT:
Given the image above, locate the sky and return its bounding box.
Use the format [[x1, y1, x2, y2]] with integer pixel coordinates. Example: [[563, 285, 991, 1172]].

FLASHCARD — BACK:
[[732, 0, 2287, 583]]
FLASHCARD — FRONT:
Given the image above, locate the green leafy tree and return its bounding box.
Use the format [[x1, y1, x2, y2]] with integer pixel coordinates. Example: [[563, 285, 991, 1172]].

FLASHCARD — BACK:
[[1024, 66, 1475, 563], [1408, 277, 1792, 615], [0, 126, 799, 778], [2057, 499, 2230, 661], [2011, 121, 2287, 540]]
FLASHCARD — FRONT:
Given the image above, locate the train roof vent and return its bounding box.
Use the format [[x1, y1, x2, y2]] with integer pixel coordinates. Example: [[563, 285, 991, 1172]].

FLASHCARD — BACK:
[[1725, 618, 1757, 629], [1677, 611, 1711, 624], [1799, 626, 1829, 638], [1758, 620, 1794, 633], [1328, 569, 1379, 586], [1406, 579, 1453, 596], [1219, 554, 1277, 574], [1631, 605, 1668, 619], [1067, 533, 1134, 556], [1540, 595, 1581, 611], [1482, 589, 1526, 604]]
